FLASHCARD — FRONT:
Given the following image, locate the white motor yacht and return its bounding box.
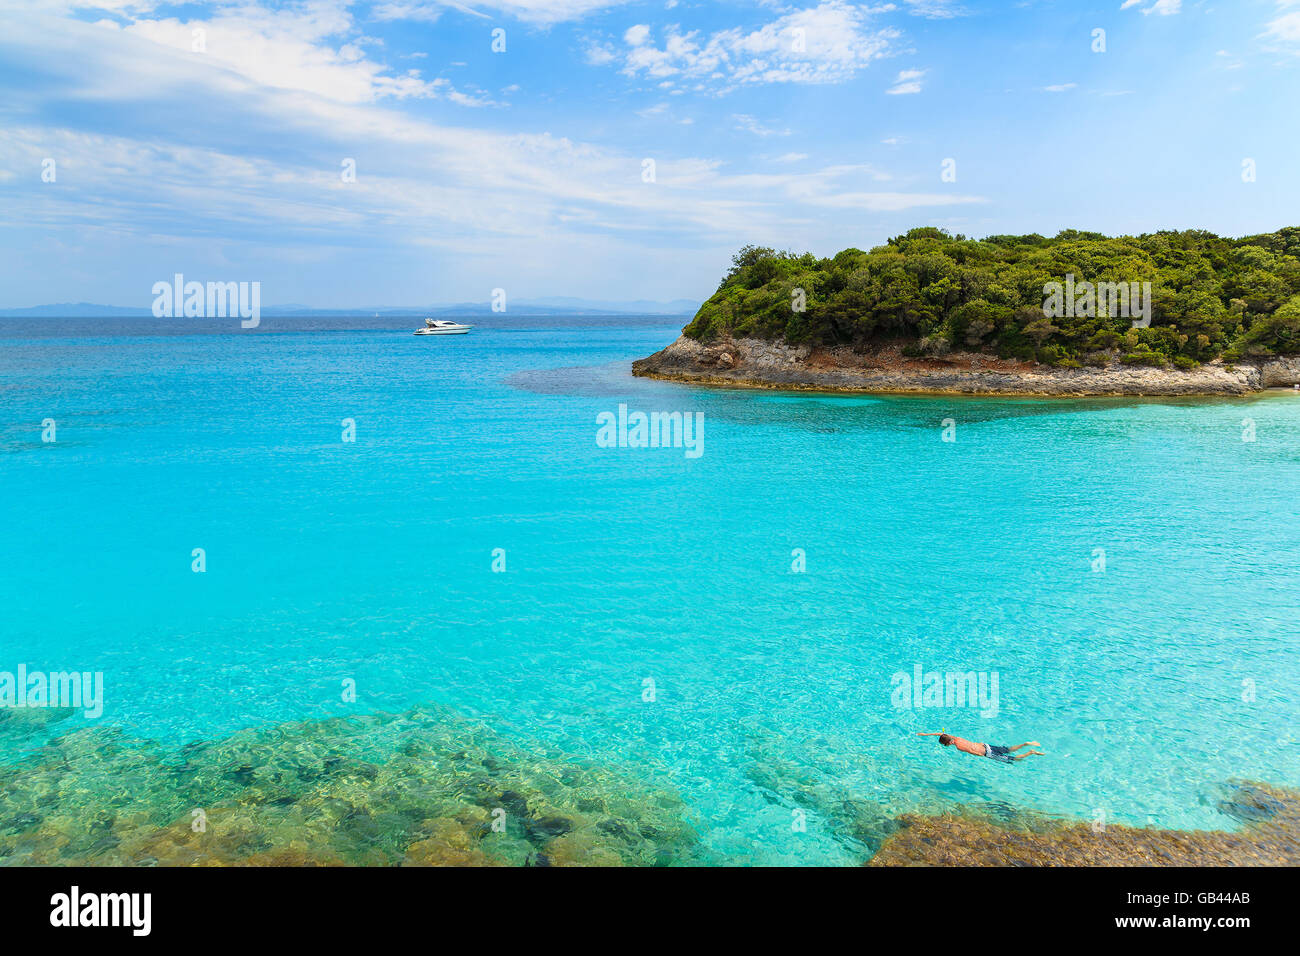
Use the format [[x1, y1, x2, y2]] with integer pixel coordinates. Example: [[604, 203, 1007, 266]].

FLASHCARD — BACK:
[[414, 318, 472, 335]]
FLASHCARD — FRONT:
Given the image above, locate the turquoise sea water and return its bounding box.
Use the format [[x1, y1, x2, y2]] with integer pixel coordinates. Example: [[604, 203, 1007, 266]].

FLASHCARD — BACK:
[[2, 316, 1299, 865]]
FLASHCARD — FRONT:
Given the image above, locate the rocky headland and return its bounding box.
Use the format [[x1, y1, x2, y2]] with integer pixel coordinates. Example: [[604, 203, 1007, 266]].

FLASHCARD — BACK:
[[634, 335, 1300, 397]]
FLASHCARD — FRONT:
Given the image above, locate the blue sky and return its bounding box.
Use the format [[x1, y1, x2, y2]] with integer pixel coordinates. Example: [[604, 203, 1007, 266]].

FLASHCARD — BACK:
[[1, 0, 1298, 308]]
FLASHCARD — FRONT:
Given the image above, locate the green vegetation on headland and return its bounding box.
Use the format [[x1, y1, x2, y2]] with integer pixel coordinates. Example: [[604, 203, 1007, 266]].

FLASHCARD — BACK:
[[684, 228, 1300, 368]]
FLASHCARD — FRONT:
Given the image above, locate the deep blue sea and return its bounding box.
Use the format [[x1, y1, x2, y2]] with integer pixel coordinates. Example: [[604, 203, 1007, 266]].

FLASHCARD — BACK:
[[2, 315, 1298, 865]]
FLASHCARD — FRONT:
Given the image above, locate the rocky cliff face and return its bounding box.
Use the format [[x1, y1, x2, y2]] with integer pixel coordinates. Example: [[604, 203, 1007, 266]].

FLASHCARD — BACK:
[[1260, 355, 1300, 387], [633, 335, 1300, 397]]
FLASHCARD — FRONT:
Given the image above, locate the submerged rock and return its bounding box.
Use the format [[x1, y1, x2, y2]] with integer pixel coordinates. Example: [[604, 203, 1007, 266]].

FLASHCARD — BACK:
[[524, 816, 574, 840], [736, 724, 1300, 867], [1218, 784, 1285, 824], [869, 782, 1300, 866], [0, 704, 706, 867]]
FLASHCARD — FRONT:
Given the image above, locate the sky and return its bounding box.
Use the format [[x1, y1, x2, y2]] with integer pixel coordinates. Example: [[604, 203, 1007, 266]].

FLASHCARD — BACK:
[[1, 0, 1298, 308]]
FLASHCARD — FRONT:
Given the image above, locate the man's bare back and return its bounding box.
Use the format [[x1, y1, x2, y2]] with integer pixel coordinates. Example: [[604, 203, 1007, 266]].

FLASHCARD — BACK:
[[917, 732, 1045, 763]]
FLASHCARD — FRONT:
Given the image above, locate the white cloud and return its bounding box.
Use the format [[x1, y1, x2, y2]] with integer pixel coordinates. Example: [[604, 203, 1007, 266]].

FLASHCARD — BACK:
[[815, 191, 984, 212], [610, 1, 899, 91], [1043, 82, 1077, 92], [1261, 6, 1300, 53], [733, 114, 791, 136], [373, 0, 633, 26], [904, 0, 967, 17], [1121, 0, 1180, 14], [92, 2, 475, 105], [1, 11, 983, 227], [0, 2, 989, 302], [624, 23, 651, 46], [886, 68, 925, 94], [584, 42, 617, 65]]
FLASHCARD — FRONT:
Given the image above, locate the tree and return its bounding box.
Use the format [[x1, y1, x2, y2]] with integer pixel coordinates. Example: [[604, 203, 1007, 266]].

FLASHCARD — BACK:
[[1239, 295, 1300, 356], [692, 232, 1300, 363]]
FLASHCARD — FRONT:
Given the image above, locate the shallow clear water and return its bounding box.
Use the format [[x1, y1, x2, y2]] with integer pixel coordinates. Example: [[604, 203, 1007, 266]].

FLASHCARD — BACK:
[[2, 316, 1298, 865]]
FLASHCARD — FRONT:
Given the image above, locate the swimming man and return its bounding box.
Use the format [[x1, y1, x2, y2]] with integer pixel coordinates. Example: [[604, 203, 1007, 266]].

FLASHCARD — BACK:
[[918, 732, 1044, 763]]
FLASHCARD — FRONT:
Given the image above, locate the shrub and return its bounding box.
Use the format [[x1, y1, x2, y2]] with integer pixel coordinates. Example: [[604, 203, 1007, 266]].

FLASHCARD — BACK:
[[1121, 350, 1168, 368], [1084, 351, 1112, 368], [1236, 295, 1300, 356]]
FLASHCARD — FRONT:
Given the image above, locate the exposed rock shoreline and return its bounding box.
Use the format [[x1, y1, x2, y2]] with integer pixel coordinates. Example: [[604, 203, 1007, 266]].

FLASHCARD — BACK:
[[633, 334, 1300, 397], [868, 782, 1300, 867]]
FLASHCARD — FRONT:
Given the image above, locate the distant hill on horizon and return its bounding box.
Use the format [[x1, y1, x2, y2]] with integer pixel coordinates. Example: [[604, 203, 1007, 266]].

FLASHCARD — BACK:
[[0, 298, 700, 318]]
